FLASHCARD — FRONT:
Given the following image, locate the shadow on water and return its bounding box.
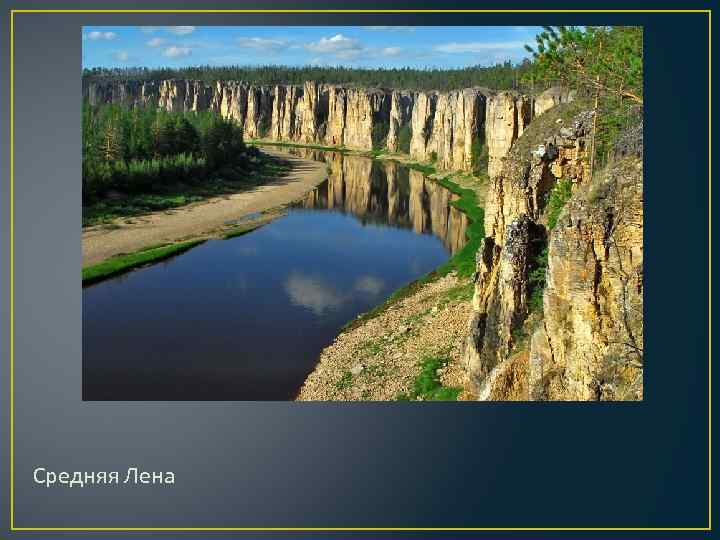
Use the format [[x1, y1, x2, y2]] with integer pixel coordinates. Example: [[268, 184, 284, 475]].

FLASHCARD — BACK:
[[83, 150, 468, 401]]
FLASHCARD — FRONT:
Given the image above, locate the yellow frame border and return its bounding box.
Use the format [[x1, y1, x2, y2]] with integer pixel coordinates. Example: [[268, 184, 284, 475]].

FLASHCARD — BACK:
[[7, 8, 712, 533]]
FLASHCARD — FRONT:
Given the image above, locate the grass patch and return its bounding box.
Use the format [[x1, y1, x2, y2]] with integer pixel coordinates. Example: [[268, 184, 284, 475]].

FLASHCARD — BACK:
[[403, 308, 430, 326], [405, 162, 436, 175], [436, 281, 475, 310], [433, 176, 485, 278], [335, 371, 353, 390], [223, 221, 267, 239], [358, 338, 384, 357], [396, 355, 461, 401], [82, 240, 205, 285], [363, 363, 387, 379]]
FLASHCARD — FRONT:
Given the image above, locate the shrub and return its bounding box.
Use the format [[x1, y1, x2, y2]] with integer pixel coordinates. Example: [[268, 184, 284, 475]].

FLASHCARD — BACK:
[[371, 121, 390, 151], [528, 247, 549, 313], [397, 125, 412, 154], [546, 178, 573, 230], [470, 136, 488, 175]]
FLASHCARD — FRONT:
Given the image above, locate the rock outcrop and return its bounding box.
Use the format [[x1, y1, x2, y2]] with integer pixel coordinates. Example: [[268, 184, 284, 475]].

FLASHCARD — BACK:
[[485, 91, 532, 179], [484, 109, 593, 245], [83, 79, 543, 175], [463, 102, 643, 401], [408, 88, 487, 171], [465, 216, 544, 392], [387, 90, 414, 153], [343, 87, 390, 150], [529, 156, 643, 400], [410, 88, 489, 171], [533, 86, 576, 117], [244, 86, 273, 138]]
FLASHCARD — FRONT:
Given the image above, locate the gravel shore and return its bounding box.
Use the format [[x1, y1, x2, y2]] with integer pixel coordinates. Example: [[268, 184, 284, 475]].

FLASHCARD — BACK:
[[297, 273, 474, 401]]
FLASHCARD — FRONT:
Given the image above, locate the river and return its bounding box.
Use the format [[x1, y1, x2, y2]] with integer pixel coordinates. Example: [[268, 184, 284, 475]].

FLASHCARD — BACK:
[[83, 150, 468, 400]]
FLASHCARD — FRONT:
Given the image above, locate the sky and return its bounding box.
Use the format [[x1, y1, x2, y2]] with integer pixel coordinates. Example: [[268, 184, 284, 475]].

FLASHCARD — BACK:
[[81, 26, 542, 69]]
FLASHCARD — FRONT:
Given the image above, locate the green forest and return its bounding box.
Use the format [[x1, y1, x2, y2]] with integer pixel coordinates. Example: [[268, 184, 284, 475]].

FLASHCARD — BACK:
[[82, 61, 535, 92], [82, 103, 257, 201]]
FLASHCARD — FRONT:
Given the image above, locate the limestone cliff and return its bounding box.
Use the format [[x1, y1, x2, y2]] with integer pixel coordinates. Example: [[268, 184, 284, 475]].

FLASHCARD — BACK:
[[244, 86, 273, 138], [387, 90, 414, 153], [529, 155, 643, 400], [485, 91, 532, 179], [83, 79, 540, 175], [325, 85, 347, 146], [464, 103, 643, 401], [409, 88, 487, 172], [484, 108, 593, 245], [464, 215, 544, 386]]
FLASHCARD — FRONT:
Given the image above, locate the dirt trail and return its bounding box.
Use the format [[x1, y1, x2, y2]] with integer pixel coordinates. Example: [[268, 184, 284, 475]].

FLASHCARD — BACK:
[[82, 149, 327, 266]]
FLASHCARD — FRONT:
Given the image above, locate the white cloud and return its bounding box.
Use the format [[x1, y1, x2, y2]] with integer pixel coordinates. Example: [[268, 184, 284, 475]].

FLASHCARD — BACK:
[[362, 26, 416, 32], [236, 37, 288, 51], [139, 26, 159, 34], [434, 41, 527, 53], [380, 46, 402, 57], [305, 33, 363, 59], [168, 26, 196, 35], [86, 31, 117, 41], [112, 50, 130, 62], [146, 37, 165, 47], [163, 46, 192, 58]]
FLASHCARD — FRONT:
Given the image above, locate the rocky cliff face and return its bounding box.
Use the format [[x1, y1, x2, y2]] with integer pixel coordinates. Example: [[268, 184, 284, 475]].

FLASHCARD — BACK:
[[533, 86, 576, 117], [484, 109, 592, 245], [408, 88, 487, 171], [529, 156, 643, 400], [485, 91, 532, 179], [464, 215, 544, 386], [84, 79, 561, 175], [463, 103, 643, 401], [387, 90, 414, 153]]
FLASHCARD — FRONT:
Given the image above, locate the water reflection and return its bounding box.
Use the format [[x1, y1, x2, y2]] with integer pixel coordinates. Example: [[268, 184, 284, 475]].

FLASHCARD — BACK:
[[284, 272, 347, 315], [288, 149, 469, 255]]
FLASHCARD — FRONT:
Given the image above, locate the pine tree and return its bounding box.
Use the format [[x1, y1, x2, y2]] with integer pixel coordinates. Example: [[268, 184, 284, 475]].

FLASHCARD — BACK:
[[102, 120, 121, 163], [524, 26, 643, 173]]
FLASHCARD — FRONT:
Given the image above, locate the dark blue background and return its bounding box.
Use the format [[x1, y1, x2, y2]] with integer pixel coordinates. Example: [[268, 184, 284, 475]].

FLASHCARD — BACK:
[[0, 1, 713, 537]]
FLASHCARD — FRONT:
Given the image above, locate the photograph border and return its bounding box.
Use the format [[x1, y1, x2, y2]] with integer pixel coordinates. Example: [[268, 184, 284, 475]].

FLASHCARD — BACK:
[[7, 8, 713, 532]]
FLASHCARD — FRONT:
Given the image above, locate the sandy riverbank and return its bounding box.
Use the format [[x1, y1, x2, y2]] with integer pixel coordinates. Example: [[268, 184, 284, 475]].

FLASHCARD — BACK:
[[82, 148, 328, 266]]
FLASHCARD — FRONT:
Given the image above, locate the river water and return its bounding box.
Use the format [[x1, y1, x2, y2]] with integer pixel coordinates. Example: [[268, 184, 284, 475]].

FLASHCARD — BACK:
[[83, 150, 468, 400]]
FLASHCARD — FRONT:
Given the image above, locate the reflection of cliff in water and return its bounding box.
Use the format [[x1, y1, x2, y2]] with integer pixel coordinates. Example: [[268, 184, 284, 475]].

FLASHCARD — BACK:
[[288, 148, 469, 255]]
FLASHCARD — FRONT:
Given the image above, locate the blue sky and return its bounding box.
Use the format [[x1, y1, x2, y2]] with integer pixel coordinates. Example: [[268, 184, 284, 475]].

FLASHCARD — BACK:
[[82, 26, 542, 69]]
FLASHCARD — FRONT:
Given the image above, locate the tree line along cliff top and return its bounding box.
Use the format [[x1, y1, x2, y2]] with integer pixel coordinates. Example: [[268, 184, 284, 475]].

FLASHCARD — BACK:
[[81, 62, 537, 93]]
